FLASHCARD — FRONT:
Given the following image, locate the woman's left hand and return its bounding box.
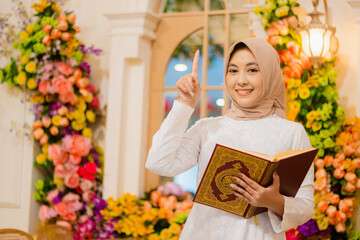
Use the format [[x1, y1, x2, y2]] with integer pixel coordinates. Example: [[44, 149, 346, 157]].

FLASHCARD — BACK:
[[230, 172, 285, 217]]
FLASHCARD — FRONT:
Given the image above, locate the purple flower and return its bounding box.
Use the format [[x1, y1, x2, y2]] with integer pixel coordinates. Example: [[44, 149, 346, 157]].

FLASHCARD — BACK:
[[80, 62, 91, 76], [53, 195, 62, 205], [297, 219, 319, 237]]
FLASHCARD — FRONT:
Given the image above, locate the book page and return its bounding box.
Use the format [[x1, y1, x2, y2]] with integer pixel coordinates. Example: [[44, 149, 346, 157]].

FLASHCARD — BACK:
[[220, 144, 272, 161], [275, 147, 316, 160]]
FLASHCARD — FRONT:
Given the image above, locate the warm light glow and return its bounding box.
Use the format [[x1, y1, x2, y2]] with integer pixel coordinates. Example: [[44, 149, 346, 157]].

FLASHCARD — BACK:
[[174, 64, 188, 72], [216, 98, 224, 106], [300, 28, 333, 58]]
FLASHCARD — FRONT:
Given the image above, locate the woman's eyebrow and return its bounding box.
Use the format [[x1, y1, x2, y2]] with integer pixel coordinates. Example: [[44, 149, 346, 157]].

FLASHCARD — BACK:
[[246, 62, 259, 67], [228, 63, 238, 68]]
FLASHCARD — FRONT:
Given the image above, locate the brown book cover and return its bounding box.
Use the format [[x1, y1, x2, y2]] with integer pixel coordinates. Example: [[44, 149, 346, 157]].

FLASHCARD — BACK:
[[193, 144, 318, 218]]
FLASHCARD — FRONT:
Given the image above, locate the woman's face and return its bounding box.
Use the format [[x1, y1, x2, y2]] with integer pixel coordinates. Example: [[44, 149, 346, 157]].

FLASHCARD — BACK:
[[226, 47, 263, 108]]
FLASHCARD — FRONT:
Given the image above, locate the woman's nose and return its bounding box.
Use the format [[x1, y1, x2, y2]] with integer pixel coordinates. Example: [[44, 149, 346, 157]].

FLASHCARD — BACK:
[[236, 73, 249, 86]]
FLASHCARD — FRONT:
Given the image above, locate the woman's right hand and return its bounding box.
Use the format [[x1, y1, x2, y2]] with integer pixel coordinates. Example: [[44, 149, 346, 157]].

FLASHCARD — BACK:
[[176, 50, 201, 108]]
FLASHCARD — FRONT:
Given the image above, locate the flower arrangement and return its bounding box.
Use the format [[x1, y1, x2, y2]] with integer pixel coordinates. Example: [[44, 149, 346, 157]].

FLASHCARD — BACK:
[[255, 0, 359, 239], [0, 0, 107, 238], [100, 183, 194, 240]]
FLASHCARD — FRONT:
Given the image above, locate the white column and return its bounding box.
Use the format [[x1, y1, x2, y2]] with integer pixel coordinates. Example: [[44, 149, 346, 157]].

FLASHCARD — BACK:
[[347, 0, 360, 116], [103, 12, 160, 199], [243, 4, 268, 40]]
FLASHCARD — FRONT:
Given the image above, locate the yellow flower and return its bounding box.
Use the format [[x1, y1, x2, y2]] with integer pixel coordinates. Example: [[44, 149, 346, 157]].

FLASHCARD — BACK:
[[26, 23, 34, 34], [20, 55, 29, 64], [30, 94, 44, 104], [27, 78, 37, 89], [72, 120, 86, 131], [170, 236, 179, 240], [306, 120, 313, 128], [142, 208, 158, 222], [19, 31, 29, 42], [25, 61, 36, 73], [254, 6, 261, 15], [294, 79, 301, 88], [169, 223, 181, 234], [42, 144, 49, 154], [312, 122, 322, 131], [73, 110, 86, 123], [336, 132, 353, 146], [275, 5, 289, 18], [82, 127, 92, 138], [36, 153, 46, 164], [53, 176, 63, 188], [52, 3, 61, 12], [306, 111, 317, 121], [278, 0, 288, 5], [149, 234, 161, 240], [52, 115, 62, 126], [32, 0, 50, 12], [66, 112, 74, 120], [86, 110, 96, 123], [299, 85, 310, 99], [344, 158, 356, 172], [85, 93, 93, 103], [160, 229, 172, 240], [289, 101, 300, 112], [17, 72, 27, 85], [77, 99, 87, 112]]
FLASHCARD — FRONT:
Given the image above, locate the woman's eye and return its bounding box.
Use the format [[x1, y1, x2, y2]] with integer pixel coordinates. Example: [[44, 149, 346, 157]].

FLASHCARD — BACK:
[[248, 68, 259, 73], [228, 69, 238, 73]]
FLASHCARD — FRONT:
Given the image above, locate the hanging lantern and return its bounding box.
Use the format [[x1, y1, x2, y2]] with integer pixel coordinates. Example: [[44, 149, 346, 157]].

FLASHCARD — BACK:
[[298, 0, 338, 63]]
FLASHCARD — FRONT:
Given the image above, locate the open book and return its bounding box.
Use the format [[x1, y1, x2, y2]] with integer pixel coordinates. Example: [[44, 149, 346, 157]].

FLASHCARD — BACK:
[[193, 144, 318, 218]]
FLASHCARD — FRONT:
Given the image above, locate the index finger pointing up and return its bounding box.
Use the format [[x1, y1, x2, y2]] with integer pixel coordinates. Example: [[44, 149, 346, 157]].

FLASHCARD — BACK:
[[192, 49, 200, 78]]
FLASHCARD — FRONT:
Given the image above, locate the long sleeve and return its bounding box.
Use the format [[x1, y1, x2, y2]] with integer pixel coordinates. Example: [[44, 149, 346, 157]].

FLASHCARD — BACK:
[[145, 100, 202, 177], [268, 124, 315, 232]]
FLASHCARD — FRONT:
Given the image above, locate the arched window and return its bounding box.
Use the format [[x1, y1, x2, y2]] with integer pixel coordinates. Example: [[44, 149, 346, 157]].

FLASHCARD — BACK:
[[146, 0, 252, 193]]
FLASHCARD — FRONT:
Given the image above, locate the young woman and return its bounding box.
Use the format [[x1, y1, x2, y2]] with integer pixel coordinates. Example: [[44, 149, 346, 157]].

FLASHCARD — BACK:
[[146, 38, 314, 240]]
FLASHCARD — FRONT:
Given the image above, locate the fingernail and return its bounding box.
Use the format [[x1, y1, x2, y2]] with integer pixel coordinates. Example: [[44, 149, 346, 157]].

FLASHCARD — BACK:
[[230, 184, 235, 188]]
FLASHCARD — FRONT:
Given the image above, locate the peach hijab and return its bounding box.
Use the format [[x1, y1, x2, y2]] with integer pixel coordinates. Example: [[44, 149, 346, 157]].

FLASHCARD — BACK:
[[225, 38, 286, 120]]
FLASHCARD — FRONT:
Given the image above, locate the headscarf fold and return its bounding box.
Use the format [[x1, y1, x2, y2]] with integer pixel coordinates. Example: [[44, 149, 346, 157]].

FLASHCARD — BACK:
[[225, 38, 286, 120]]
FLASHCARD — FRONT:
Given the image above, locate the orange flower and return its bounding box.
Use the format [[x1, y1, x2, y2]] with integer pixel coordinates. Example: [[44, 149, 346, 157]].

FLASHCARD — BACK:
[[42, 35, 51, 45], [356, 178, 360, 189], [332, 158, 344, 169], [329, 193, 340, 205], [42, 116, 51, 128], [61, 32, 71, 41], [315, 168, 326, 179], [50, 126, 59, 135], [343, 182, 356, 193], [343, 198, 355, 208], [344, 172, 357, 184], [150, 190, 161, 206], [33, 120, 42, 129], [58, 21, 68, 31], [317, 201, 328, 212], [67, 13, 76, 24], [42, 24, 52, 34], [324, 155, 334, 167], [51, 29, 61, 39], [335, 222, 345, 233], [333, 168, 345, 179], [336, 211, 347, 223], [40, 134, 49, 145], [328, 216, 337, 225], [314, 178, 326, 191], [33, 128, 44, 140], [76, 77, 89, 89], [314, 158, 324, 169], [353, 158, 360, 168], [326, 205, 337, 218], [59, 117, 69, 127]]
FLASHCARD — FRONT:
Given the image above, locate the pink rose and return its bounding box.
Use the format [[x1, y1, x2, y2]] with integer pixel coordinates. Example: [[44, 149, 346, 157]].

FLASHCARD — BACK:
[[69, 154, 81, 165], [54, 165, 67, 178], [39, 205, 51, 222], [70, 135, 91, 156], [56, 220, 72, 231], [287, 16, 298, 29], [62, 135, 91, 157], [54, 202, 68, 216], [80, 179, 94, 192], [57, 62, 73, 76], [62, 192, 80, 203], [48, 144, 62, 162], [53, 75, 73, 95], [38, 81, 50, 95], [59, 91, 77, 104], [86, 84, 96, 93], [63, 212, 77, 221], [67, 201, 83, 212], [82, 190, 95, 202], [53, 153, 68, 166], [266, 27, 278, 37], [64, 162, 79, 173], [46, 189, 59, 203], [64, 171, 80, 188]]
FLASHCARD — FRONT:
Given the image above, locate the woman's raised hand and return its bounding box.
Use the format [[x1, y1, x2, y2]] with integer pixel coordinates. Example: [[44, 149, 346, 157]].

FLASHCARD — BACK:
[[176, 50, 201, 108]]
